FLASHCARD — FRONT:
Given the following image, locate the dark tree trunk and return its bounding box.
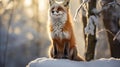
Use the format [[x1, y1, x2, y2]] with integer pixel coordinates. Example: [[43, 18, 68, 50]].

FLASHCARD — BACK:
[[86, 0, 97, 61], [80, 0, 97, 61], [101, 0, 120, 58], [85, 0, 97, 61]]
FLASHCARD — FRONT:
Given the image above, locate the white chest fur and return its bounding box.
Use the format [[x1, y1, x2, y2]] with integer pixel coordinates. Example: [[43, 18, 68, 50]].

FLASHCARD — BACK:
[[49, 9, 70, 39], [50, 21, 70, 39]]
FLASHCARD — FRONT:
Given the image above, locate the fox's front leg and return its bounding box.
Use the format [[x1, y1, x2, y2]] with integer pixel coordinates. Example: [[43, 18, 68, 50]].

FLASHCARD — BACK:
[[53, 42, 58, 58], [50, 42, 58, 58], [63, 42, 69, 59]]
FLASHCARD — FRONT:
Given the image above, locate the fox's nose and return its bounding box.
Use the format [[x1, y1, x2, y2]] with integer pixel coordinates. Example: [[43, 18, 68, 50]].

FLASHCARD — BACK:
[[52, 11, 55, 13], [52, 11, 59, 15]]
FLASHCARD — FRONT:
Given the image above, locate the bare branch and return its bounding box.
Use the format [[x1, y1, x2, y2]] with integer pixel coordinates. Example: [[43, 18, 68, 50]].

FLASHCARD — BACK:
[[74, 0, 89, 21], [97, 1, 120, 14], [113, 30, 120, 41]]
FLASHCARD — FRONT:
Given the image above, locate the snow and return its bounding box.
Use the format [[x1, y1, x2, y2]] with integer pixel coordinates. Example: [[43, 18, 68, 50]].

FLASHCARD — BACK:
[[85, 15, 99, 35], [26, 57, 120, 67]]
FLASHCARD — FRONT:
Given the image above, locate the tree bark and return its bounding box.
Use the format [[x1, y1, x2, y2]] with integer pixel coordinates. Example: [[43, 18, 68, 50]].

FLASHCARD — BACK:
[[101, 0, 120, 58], [85, 0, 97, 61]]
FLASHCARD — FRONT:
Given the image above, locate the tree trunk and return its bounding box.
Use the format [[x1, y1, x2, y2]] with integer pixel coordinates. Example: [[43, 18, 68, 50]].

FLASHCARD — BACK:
[[85, 0, 97, 61], [101, 0, 120, 58], [32, 0, 41, 57]]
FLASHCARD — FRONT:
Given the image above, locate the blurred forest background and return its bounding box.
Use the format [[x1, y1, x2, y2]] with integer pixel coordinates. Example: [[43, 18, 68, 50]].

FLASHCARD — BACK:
[[0, 0, 120, 67]]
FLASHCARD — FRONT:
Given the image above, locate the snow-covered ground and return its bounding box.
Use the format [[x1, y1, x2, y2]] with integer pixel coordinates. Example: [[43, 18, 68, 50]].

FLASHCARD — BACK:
[[26, 57, 120, 67]]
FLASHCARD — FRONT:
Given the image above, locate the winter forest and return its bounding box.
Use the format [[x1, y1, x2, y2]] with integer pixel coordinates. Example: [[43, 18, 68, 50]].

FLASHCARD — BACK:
[[0, 0, 120, 67]]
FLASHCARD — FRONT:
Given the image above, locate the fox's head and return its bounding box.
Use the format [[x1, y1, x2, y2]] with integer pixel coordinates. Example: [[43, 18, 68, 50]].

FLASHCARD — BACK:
[[49, 0, 70, 22]]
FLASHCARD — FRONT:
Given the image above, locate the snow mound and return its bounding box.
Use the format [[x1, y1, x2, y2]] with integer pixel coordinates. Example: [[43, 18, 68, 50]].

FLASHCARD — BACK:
[[26, 57, 120, 67]]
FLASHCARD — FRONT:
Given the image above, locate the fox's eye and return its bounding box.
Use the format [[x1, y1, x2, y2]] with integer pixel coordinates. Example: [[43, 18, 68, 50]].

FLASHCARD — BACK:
[[52, 11, 54, 13]]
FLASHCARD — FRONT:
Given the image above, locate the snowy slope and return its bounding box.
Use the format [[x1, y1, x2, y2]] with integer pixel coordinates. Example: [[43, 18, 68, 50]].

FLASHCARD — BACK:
[[26, 57, 120, 67]]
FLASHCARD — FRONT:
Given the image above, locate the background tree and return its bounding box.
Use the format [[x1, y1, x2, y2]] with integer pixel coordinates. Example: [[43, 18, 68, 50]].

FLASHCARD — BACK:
[[0, 0, 120, 67], [77, 0, 120, 61], [85, 0, 97, 61], [101, 0, 120, 58]]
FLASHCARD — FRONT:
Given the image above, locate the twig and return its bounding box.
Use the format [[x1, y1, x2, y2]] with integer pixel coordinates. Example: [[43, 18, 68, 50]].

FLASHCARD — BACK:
[[96, 28, 115, 37], [74, 0, 120, 21], [74, 0, 89, 21], [93, 1, 118, 15], [113, 30, 120, 41]]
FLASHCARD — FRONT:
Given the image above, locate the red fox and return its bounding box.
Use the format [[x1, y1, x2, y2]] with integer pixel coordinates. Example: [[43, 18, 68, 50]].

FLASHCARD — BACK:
[[48, 0, 84, 61]]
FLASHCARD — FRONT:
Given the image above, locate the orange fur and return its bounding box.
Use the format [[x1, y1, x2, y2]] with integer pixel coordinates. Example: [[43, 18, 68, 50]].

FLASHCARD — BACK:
[[48, 0, 85, 61]]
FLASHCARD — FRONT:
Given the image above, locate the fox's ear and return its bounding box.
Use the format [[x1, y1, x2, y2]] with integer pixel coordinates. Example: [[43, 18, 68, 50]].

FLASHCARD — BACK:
[[63, 0, 70, 7], [49, 0, 55, 6]]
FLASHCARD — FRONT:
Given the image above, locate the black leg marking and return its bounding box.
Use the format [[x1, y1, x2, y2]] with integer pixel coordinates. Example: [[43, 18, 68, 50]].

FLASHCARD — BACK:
[[63, 42, 69, 59], [53, 43, 57, 58]]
